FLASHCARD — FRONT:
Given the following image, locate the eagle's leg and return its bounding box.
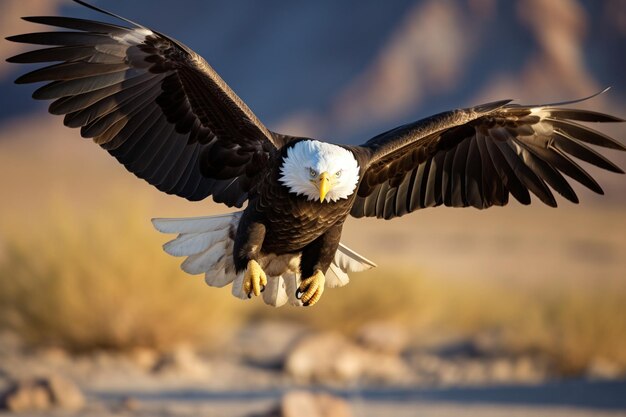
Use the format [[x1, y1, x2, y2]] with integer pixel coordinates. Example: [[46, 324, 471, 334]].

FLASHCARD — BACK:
[[243, 259, 267, 298], [297, 270, 325, 306], [296, 222, 343, 306], [233, 218, 268, 298]]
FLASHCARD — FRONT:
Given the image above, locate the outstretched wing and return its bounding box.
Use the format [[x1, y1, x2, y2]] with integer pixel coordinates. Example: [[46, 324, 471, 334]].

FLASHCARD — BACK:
[[352, 93, 625, 219], [7, 0, 292, 207]]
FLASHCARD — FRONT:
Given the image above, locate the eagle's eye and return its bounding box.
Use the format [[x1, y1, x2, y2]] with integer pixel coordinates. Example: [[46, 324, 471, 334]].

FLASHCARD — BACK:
[[309, 168, 317, 178], [335, 170, 342, 178]]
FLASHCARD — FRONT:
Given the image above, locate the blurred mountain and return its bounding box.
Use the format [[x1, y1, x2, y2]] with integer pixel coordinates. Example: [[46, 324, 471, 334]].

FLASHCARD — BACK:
[[1, 0, 625, 144]]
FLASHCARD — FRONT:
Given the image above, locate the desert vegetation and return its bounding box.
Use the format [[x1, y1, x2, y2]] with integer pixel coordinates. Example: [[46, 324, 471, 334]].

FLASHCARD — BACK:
[[1, 193, 625, 375]]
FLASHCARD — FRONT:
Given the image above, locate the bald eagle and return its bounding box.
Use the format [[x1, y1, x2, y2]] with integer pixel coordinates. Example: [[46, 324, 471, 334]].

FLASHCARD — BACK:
[[8, 1, 625, 307]]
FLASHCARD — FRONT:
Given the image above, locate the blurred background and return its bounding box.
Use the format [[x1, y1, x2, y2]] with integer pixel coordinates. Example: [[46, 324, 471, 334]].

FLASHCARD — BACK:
[[0, 0, 625, 416]]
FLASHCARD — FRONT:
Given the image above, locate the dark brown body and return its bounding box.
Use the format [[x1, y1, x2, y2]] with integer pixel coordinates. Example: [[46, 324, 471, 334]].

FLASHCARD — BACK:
[[233, 142, 369, 277]]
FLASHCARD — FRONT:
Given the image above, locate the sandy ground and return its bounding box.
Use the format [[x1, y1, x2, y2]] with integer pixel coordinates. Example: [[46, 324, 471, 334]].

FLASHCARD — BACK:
[[1, 341, 625, 417], [62, 380, 626, 417]]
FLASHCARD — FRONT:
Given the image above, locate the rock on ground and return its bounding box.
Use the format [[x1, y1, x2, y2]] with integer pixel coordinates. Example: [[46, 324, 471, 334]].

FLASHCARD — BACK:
[[284, 332, 413, 384], [152, 345, 210, 379], [409, 353, 551, 386], [0, 375, 84, 412], [587, 358, 624, 380], [0, 380, 51, 412], [236, 321, 308, 368], [41, 374, 86, 410], [356, 322, 408, 355]]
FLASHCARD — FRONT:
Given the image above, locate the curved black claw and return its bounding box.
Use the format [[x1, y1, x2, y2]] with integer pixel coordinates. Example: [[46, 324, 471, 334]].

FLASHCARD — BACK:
[[260, 284, 266, 293], [247, 292, 252, 299], [296, 283, 314, 305]]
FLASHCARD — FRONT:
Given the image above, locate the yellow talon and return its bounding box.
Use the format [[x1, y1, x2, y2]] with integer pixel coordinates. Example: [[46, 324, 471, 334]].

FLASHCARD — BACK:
[[297, 270, 325, 306], [243, 260, 267, 298]]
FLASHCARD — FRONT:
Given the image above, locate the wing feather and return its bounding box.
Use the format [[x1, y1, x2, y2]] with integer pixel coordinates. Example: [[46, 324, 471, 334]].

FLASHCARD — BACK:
[[515, 140, 578, 203], [484, 137, 531, 205], [552, 131, 623, 173], [352, 94, 624, 218], [548, 118, 625, 150], [466, 136, 485, 208], [496, 140, 556, 207], [7, 45, 124, 64], [8, 2, 297, 206], [33, 69, 145, 99], [450, 137, 470, 206]]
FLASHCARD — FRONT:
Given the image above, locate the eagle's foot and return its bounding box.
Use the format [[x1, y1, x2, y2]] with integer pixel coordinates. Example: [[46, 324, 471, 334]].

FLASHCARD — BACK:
[[243, 259, 267, 298], [296, 270, 325, 306]]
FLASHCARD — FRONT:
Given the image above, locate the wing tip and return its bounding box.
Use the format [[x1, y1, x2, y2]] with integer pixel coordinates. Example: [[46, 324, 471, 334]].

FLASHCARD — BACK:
[[357, 259, 378, 269], [70, 0, 145, 29], [14, 73, 35, 85], [151, 218, 170, 233], [5, 35, 22, 43], [540, 87, 612, 108], [21, 16, 47, 24], [592, 113, 625, 123]]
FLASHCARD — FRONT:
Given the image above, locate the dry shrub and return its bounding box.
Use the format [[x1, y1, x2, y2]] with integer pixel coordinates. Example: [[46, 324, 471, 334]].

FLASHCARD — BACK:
[[253, 267, 626, 375], [1, 196, 625, 375], [0, 197, 243, 352], [500, 285, 626, 375]]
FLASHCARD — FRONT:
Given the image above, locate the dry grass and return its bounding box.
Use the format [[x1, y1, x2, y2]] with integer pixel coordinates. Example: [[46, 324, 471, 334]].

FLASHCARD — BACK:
[[498, 284, 626, 375], [0, 197, 244, 353], [253, 267, 626, 374], [0, 196, 625, 374]]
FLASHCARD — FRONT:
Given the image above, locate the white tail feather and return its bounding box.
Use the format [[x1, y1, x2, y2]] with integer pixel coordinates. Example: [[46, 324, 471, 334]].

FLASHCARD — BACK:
[[325, 243, 377, 288], [163, 231, 227, 257], [231, 272, 247, 300], [181, 242, 226, 275], [152, 213, 234, 234], [284, 273, 303, 306], [326, 263, 350, 288], [262, 275, 289, 307], [205, 267, 237, 288], [153, 212, 376, 306], [335, 243, 377, 272]]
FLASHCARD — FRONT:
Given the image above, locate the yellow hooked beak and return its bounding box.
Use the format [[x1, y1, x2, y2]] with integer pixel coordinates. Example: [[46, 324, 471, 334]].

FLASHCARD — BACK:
[[319, 171, 331, 202]]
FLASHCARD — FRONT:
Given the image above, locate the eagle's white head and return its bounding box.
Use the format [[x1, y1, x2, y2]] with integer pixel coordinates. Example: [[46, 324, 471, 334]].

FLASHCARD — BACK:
[[279, 140, 360, 203]]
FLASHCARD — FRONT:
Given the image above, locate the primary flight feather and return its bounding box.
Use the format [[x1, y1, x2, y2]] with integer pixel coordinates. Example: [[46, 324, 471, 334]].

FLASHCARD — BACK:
[[7, 0, 625, 307]]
